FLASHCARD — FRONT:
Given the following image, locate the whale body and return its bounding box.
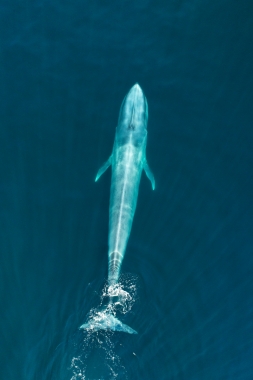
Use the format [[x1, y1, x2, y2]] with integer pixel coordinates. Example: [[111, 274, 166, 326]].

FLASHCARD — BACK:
[[80, 84, 155, 334]]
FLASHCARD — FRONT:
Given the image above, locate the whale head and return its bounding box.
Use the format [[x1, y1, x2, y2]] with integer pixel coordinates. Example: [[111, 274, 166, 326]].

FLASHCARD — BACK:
[[116, 84, 148, 146]]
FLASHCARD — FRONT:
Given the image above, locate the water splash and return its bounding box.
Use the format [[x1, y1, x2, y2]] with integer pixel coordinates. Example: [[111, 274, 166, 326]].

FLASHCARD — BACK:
[[70, 274, 138, 380], [70, 356, 85, 380], [101, 274, 138, 315]]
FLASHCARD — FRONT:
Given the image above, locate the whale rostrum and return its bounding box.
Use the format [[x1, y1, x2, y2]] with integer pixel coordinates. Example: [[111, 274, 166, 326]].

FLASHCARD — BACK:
[[80, 84, 155, 334]]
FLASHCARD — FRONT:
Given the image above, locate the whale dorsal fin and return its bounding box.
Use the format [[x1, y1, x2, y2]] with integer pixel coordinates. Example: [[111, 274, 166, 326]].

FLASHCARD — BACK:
[[143, 159, 155, 190], [95, 155, 112, 181]]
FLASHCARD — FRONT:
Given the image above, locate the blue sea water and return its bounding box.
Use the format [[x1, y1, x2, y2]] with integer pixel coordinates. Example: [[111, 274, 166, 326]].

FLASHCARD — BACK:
[[1, 0, 253, 379]]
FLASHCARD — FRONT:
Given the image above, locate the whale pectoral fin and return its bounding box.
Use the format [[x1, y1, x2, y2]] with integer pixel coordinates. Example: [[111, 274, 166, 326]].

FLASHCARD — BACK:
[[144, 160, 155, 190], [95, 156, 112, 182]]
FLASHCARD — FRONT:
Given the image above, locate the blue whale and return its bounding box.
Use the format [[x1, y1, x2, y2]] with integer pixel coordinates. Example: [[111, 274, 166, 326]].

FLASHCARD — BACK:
[[80, 84, 155, 334]]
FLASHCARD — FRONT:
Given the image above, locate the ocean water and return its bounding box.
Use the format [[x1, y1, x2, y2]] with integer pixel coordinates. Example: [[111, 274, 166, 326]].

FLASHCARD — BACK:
[[1, 0, 253, 379]]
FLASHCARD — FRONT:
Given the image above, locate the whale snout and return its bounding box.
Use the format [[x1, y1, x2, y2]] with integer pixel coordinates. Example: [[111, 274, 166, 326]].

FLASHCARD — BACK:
[[117, 83, 148, 139], [129, 83, 143, 97], [126, 83, 145, 110]]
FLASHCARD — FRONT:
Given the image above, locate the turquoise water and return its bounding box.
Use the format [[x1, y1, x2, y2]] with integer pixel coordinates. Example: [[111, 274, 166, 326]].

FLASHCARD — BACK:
[[1, 1, 253, 379]]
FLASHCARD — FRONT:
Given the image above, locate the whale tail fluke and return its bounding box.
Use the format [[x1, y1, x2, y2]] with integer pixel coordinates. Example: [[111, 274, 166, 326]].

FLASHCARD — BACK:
[[80, 311, 137, 334]]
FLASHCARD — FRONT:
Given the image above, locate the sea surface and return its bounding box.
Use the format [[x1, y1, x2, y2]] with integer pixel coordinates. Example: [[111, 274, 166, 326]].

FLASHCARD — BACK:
[[1, 1, 253, 379]]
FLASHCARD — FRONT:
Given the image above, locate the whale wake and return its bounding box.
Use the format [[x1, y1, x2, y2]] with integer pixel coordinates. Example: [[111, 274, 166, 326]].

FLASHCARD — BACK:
[[80, 275, 138, 334], [70, 275, 138, 379]]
